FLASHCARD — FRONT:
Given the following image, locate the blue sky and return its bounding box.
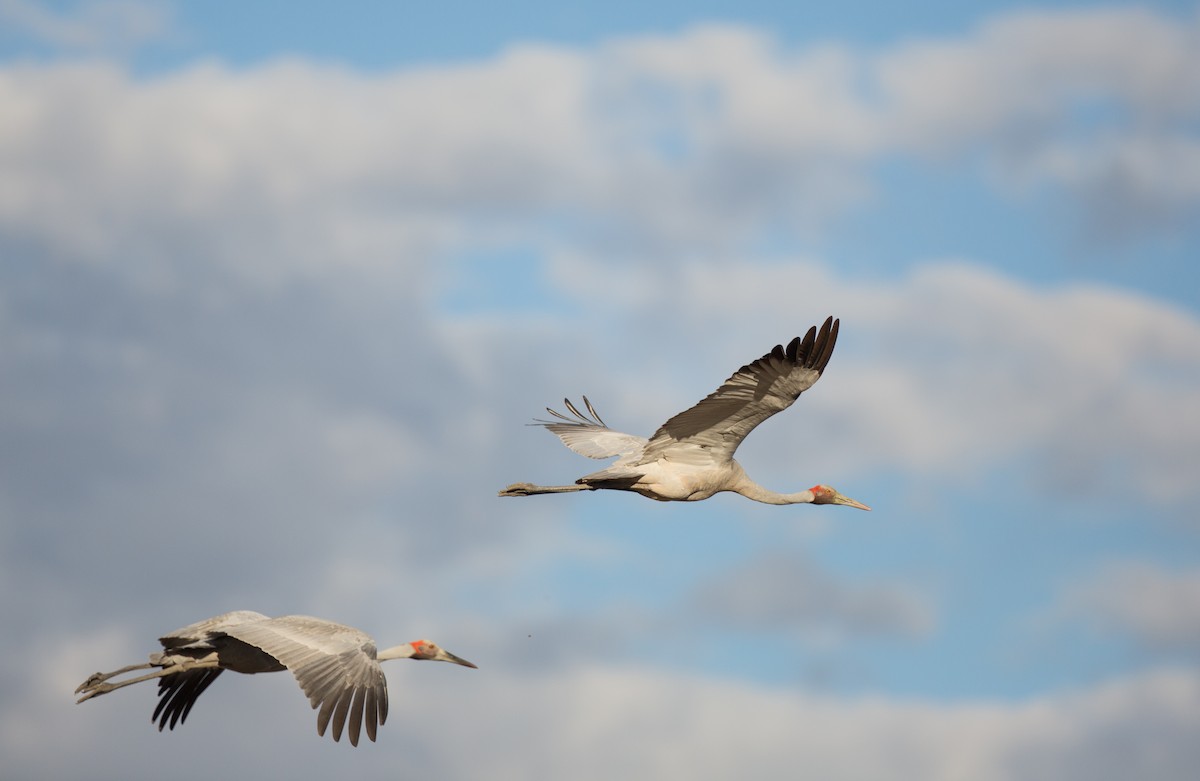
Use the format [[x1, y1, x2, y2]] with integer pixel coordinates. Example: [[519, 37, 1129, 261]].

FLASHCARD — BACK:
[[2, 1, 1199, 779], [13, 1, 1179, 69]]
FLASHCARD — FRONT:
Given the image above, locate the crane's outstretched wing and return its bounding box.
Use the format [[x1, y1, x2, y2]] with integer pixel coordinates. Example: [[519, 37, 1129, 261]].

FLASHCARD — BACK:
[[153, 668, 224, 731], [535, 397, 648, 462], [158, 610, 271, 649], [146, 611, 269, 730], [224, 615, 388, 746], [639, 317, 839, 465]]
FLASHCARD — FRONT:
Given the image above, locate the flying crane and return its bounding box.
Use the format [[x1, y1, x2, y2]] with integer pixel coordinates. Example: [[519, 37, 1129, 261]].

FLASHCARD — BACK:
[[500, 316, 869, 509], [75, 611, 477, 746]]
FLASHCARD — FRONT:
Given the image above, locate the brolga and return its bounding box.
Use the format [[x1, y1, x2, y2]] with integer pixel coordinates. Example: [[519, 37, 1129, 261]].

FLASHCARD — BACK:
[[74, 611, 477, 746], [500, 316, 870, 510]]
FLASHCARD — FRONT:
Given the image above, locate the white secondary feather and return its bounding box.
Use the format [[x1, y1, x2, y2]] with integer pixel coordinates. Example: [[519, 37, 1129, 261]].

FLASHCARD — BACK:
[[536, 397, 648, 462]]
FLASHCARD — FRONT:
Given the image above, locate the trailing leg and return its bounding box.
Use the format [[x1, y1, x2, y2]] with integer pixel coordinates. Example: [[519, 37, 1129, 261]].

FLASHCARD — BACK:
[[498, 482, 595, 497], [75, 655, 219, 703]]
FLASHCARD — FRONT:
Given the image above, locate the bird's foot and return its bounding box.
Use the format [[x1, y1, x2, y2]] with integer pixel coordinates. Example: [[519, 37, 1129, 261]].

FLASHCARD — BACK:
[[74, 672, 108, 694], [75, 682, 114, 703], [498, 483, 536, 497]]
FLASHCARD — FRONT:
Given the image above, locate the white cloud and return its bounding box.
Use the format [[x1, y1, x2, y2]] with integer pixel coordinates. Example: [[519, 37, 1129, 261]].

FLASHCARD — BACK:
[[1, 5, 1196, 280], [878, 8, 1200, 147], [688, 552, 934, 642], [18, 656, 1200, 780], [1015, 132, 1200, 237], [875, 6, 1200, 235], [1058, 562, 1200, 653]]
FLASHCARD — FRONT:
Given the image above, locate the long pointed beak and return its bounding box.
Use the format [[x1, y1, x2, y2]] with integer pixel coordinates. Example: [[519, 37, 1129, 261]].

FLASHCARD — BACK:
[[435, 649, 478, 669], [832, 492, 871, 511]]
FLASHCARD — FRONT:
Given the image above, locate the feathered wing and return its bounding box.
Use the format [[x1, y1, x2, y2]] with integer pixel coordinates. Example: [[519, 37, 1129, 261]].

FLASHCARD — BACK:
[[224, 615, 388, 746], [153, 668, 224, 731], [146, 611, 270, 730], [639, 317, 839, 465], [157, 610, 271, 649], [536, 397, 648, 462]]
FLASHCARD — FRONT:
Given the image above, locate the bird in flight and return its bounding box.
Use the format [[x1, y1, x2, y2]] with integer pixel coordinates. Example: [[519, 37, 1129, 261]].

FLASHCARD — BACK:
[[500, 316, 869, 509], [75, 611, 476, 746]]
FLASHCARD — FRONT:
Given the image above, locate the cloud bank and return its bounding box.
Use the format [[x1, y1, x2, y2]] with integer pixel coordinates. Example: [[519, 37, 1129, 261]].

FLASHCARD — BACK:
[[1, 5, 1198, 779]]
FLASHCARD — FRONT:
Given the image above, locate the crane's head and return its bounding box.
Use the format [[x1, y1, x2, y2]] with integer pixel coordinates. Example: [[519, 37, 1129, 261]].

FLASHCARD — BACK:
[[810, 484, 871, 511], [406, 640, 478, 668]]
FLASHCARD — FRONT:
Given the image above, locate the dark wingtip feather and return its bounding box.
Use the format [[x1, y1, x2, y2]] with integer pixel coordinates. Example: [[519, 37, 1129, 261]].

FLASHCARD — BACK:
[[330, 688, 353, 743], [582, 395, 606, 427], [317, 695, 334, 737], [562, 398, 585, 419], [797, 324, 817, 363], [785, 336, 800, 362], [365, 687, 379, 743], [152, 670, 221, 732], [542, 405, 574, 422], [535, 397, 606, 428], [773, 316, 839, 375], [812, 316, 839, 375], [347, 687, 366, 747]]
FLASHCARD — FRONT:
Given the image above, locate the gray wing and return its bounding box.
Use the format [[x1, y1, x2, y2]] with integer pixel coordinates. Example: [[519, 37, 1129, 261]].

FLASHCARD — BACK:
[[223, 615, 387, 746], [639, 317, 839, 465], [535, 397, 648, 463], [158, 610, 271, 649], [151, 612, 268, 732]]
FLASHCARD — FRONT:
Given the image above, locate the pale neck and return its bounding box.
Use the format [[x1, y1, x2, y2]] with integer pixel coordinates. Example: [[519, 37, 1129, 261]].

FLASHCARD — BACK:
[[376, 644, 415, 662], [734, 478, 815, 506]]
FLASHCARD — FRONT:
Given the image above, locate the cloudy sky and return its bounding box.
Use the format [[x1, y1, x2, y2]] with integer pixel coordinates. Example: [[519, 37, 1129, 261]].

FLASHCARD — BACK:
[[2, 0, 1199, 778]]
